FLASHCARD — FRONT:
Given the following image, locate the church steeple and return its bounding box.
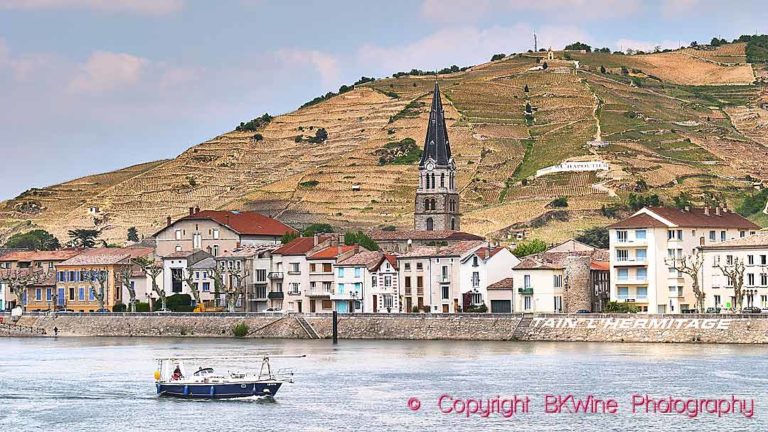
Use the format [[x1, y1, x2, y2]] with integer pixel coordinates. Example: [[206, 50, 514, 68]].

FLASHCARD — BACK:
[[419, 82, 452, 167], [413, 82, 460, 232]]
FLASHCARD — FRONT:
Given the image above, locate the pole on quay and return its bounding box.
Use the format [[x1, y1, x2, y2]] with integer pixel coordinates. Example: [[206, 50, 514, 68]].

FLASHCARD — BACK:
[[332, 311, 338, 344]]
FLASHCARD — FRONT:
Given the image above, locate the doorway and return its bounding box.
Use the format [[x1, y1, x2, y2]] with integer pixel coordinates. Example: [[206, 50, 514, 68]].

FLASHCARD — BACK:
[[297, 301, 303, 313], [373, 295, 378, 313]]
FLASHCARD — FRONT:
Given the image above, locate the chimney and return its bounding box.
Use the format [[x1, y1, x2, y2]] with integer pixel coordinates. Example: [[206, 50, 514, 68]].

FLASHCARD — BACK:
[[166, 216, 172, 226], [715, 207, 721, 216], [704, 206, 710, 216], [189, 207, 194, 216], [314, 233, 320, 246], [194, 206, 200, 214], [337, 245, 342, 255], [684, 205, 690, 212], [354, 244, 360, 254], [406, 239, 413, 252]]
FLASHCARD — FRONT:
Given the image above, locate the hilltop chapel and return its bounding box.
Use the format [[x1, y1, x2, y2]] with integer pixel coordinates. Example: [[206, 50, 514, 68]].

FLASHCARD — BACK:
[[413, 83, 460, 231]]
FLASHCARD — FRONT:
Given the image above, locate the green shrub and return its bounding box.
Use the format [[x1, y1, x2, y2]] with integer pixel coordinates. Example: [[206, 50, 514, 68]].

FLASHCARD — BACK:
[[490, 53, 505, 61], [299, 180, 319, 188], [344, 231, 379, 251], [551, 196, 568, 208], [294, 135, 303, 143], [136, 302, 151, 312], [737, 189, 768, 217], [232, 322, 249, 338], [252, 133, 263, 141], [466, 304, 488, 313], [112, 303, 127, 312], [165, 294, 193, 312], [236, 113, 273, 132], [512, 239, 548, 257], [412, 306, 420, 313], [604, 301, 639, 313]]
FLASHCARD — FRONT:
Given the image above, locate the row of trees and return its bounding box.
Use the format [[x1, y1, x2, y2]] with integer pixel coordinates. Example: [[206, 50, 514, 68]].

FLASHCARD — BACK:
[[3, 226, 142, 251]]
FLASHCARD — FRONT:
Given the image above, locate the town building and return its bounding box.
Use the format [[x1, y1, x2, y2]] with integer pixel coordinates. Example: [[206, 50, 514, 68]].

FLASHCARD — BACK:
[[153, 208, 296, 257], [336, 251, 399, 313], [398, 240, 485, 313], [459, 245, 519, 311], [535, 158, 609, 178], [271, 234, 337, 313], [512, 240, 608, 313], [608, 206, 760, 313], [216, 244, 278, 312], [414, 83, 460, 232], [54, 247, 153, 312], [160, 249, 212, 306], [369, 230, 483, 254], [307, 244, 361, 313], [0, 250, 82, 311], [700, 232, 768, 311], [486, 278, 515, 313]]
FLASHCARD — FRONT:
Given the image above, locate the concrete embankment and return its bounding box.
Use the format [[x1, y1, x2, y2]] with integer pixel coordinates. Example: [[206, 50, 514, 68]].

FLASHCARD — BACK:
[[4, 313, 768, 343]]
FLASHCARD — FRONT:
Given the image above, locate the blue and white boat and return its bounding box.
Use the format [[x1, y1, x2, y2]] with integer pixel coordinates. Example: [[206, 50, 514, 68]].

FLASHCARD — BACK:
[[154, 355, 303, 399]]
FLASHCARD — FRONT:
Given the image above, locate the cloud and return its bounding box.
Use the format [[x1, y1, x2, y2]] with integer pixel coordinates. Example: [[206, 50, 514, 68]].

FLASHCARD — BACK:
[[0, 0, 183, 15], [614, 38, 683, 52], [420, 0, 490, 23], [660, 0, 699, 17], [358, 24, 589, 73], [69, 51, 148, 93], [275, 49, 341, 88]]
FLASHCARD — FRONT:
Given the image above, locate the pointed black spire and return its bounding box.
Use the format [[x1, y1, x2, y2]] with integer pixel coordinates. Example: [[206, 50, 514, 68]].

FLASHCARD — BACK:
[[419, 82, 452, 167]]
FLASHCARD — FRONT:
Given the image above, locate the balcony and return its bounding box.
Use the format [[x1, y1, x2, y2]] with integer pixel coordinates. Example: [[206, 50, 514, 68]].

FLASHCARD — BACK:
[[614, 258, 647, 266], [518, 287, 533, 295], [615, 278, 648, 285], [417, 288, 424, 296], [306, 288, 332, 298], [267, 291, 284, 300], [287, 290, 301, 296], [268, 272, 284, 280], [330, 291, 359, 301]]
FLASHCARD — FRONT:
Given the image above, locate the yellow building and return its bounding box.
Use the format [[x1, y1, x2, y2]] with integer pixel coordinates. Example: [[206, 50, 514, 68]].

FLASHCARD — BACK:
[[0, 250, 81, 312], [54, 247, 153, 312]]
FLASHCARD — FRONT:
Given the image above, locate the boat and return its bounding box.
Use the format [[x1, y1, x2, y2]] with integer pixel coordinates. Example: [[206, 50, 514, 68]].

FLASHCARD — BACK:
[[154, 355, 304, 399]]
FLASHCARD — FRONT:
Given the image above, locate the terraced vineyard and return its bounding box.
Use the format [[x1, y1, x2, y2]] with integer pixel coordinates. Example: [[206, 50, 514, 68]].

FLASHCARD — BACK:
[[2, 42, 767, 244]]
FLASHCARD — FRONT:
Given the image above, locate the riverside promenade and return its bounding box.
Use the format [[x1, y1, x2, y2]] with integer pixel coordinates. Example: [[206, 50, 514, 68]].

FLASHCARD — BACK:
[[4, 312, 768, 343]]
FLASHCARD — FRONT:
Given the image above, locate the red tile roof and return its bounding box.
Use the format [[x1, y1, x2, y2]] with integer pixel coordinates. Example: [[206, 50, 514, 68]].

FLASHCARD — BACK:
[[474, 246, 505, 260], [308, 245, 357, 260], [487, 277, 514, 290], [590, 261, 610, 271], [399, 240, 485, 259], [273, 235, 335, 256], [172, 210, 296, 237], [514, 244, 609, 270], [337, 251, 385, 269], [0, 249, 82, 262], [58, 247, 153, 266], [609, 207, 760, 230]]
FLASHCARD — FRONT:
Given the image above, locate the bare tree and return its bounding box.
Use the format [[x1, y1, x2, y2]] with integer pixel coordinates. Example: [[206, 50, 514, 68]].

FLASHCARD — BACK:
[[0, 268, 51, 312], [717, 258, 745, 311], [174, 261, 202, 308], [116, 264, 137, 312], [665, 250, 705, 312], [210, 264, 225, 309], [134, 257, 165, 311], [223, 264, 246, 313], [86, 268, 108, 312]]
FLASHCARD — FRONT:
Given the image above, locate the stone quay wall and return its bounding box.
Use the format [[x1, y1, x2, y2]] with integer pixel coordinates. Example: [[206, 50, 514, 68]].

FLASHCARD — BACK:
[[4, 313, 768, 343]]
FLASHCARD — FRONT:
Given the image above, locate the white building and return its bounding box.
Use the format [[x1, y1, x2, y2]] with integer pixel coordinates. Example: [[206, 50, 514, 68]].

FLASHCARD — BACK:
[[336, 251, 400, 313], [535, 159, 609, 177], [512, 240, 608, 313], [608, 206, 760, 313], [700, 232, 768, 311], [459, 245, 519, 311]]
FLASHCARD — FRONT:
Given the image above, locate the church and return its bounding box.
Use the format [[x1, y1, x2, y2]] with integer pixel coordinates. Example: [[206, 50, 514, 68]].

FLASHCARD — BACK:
[[414, 82, 461, 231]]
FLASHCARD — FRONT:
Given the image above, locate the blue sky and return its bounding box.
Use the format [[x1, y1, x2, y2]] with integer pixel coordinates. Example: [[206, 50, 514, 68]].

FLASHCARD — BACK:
[[1, 0, 767, 200]]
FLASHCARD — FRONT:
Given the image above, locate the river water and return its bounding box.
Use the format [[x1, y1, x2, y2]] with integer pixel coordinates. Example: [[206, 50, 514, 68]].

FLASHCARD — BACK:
[[1, 338, 766, 431]]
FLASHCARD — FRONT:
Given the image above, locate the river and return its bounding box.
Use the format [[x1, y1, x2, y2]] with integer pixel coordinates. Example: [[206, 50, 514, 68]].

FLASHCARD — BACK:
[[1, 338, 766, 431]]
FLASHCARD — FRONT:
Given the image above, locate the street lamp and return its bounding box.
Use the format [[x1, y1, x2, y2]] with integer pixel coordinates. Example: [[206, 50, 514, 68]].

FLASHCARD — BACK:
[[145, 293, 152, 312], [350, 290, 359, 313]]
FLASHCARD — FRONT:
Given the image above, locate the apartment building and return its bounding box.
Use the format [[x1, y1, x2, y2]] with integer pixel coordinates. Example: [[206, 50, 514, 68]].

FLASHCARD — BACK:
[[398, 240, 484, 313], [154, 208, 296, 257], [608, 206, 760, 313], [700, 232, 768, 310], [459, 245, 518, 311], [271, 234, 338, 313], [513, 240, 608, 313], [307, 244, 359, 313], [216, 245, 278, 312], [0, 250, 81, 311], [336, 251, 399, 313]]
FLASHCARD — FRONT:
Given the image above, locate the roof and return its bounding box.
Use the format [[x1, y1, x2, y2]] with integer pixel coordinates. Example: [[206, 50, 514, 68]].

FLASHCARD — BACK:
[[609, 207, 760, 230], [337, 250, 385, 270], [399, 240, 485, 259], [58, 247, 153, 266], [159, 210, 296, 237], [0, 249, 81, 262], [308, 245, 358, 260], [273, 235, 335, 256], [487, 278, 514, 290], [419, 82, 452, 167], [590, 261, 610, 271], [217, 244, 278, 258], [473, 246, 505, 260], [514, 242, 608, 270], [369, 229, 483, 242], [699, 231, 768, 250]]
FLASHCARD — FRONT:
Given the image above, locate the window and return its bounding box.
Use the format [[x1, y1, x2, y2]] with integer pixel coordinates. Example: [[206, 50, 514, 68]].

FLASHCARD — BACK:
[[636, 249, 647, 261], [471, 292, 482, 306], [669, 286, 682, 297], [472, 256, 479, 267], [323, 263, 332, 273], [384, 295, 394, 309], [636, 287, 647, 299], [78, 287, 85, 301], [709, 231, 716, 242], [290, 263, 300, 273], [417, 276, 423, 288], [354, 267, 361, 278], [720, 231, 726, 242], [337, 267, 345, 277], [46, 288, 52, 302], [405, 277, 411, 289], [310, 263, 317, 273], [202, 282, 210, 292], [740, 231, 746, 238], [441, 266, 448, 281], [89, 289, 95, 301], [35, 288, 42, 301], [213, 229, 220, 240], [175, 229, 182, 240], [404, 263, 411, 271], [637, 268, 647, 281], [290, 283, 300, 294], [384, 275, 392, 287], [472, 272, 480, 287], [354, 282, 362, 294], [616, 250, 629, 262], [256, 269, 266, 282], [337, 283, 345, 294], [726, 255, 733, 265], [212, 245, 219, 256], [761, 273, 768, 286], [748, 255, 755, 265], [618, 287, 629, 300], [553, 275, 562, 288], [322, 282, 332, 292], [617, 231, 628, 242], [524, 296, 532, 311], [714, 295, 721, 306], [69, 288, 75, 301], [635, 229, 646, 240], [524, 275, 532, 288], [371, 276, 377, 287], [416, 263, 423, 271], [761, 255, 767, 265], [617, 268, 628, 281], [748, 273, 755, 286], [442, 286, 449, 300]]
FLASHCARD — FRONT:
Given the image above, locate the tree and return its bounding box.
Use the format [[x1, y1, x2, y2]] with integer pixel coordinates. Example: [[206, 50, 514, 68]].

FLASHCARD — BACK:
[[665, 250, 705, 312], [576, 226, 609, 249], [0, 268, 51, 311], [690, 41, 698, 47], [302, 223, 334, 236], [628, 193, 661, 211], [67, 228, 101, 248], [210, 264, 225, 308], [673, 192, 693, 210], [3, 229, 60, 250], [281, 231, 299, 244], [710, 37, 722, 47], [600, 65, 606, 74], [216, 261, 245, 313], [525, 102, 533, 114], [134, 256, 165, 311], [86, 269, 108, 312], [344, 231, 379, 251], [512, 239, 548, 257], [175, 261, 202, 308], [127, 227, 139, 242], [524, 84, 529, 93], [565, 42, 592, 52], [542, 62, 548, 70], [550, 196, 568, 208], [308, 128, 328, 143], [718, 258, 746, 310], [490, 53, 505, 61], [116, 265, 137, 312]]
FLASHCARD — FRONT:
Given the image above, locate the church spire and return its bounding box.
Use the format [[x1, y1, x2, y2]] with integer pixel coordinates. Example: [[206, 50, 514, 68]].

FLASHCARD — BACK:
[[419, 82, 452, 167]]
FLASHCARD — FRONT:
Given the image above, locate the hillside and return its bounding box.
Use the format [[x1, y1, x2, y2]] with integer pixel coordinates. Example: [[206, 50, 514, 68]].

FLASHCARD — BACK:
[[2, 43, 768, 245]]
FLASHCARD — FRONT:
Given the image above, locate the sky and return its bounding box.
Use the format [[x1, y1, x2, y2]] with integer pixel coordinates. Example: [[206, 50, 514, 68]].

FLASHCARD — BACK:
[[1, 0, 767, 200]]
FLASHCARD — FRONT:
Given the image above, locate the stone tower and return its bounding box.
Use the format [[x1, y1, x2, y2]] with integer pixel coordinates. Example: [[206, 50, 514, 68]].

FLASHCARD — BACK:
[[414, 82, 460, 231]]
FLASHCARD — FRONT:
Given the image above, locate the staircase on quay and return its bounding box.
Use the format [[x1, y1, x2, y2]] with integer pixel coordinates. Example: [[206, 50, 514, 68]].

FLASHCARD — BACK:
[[511, 314, 534, 340], [1, 322, 47, 337], [294, 315, 320, 339]]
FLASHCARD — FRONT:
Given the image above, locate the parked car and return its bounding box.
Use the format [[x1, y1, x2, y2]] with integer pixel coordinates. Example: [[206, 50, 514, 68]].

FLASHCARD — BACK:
[[741, 306, 762, 314], [575, 309, 591, 314], [761, 308, 768, 314], [705, 307, 721, 314]]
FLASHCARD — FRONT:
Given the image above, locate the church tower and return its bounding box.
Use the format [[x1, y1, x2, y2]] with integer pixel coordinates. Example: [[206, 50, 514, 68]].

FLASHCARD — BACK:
[[414, 82, 460, 231]]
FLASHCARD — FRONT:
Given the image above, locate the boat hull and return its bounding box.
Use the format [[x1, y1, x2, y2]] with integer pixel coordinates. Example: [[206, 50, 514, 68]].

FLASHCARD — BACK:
[[156, 381, 282, 399]]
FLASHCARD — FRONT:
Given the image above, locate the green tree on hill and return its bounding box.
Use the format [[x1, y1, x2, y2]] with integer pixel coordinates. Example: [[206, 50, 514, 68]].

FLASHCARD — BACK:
[[67, 229, 101, 248], [512, 239, 548, 257], [3, 229, 60, 250], [344, 231, 379, 251], [576, 226, 609, 249], [302, 223, 334, 236], [565, 42, 592, 52], [127, 227, 139, 242]]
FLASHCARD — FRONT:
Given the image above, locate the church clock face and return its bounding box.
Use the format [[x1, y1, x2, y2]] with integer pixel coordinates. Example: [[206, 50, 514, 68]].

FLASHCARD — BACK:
[[426, 162, 434, 171]]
